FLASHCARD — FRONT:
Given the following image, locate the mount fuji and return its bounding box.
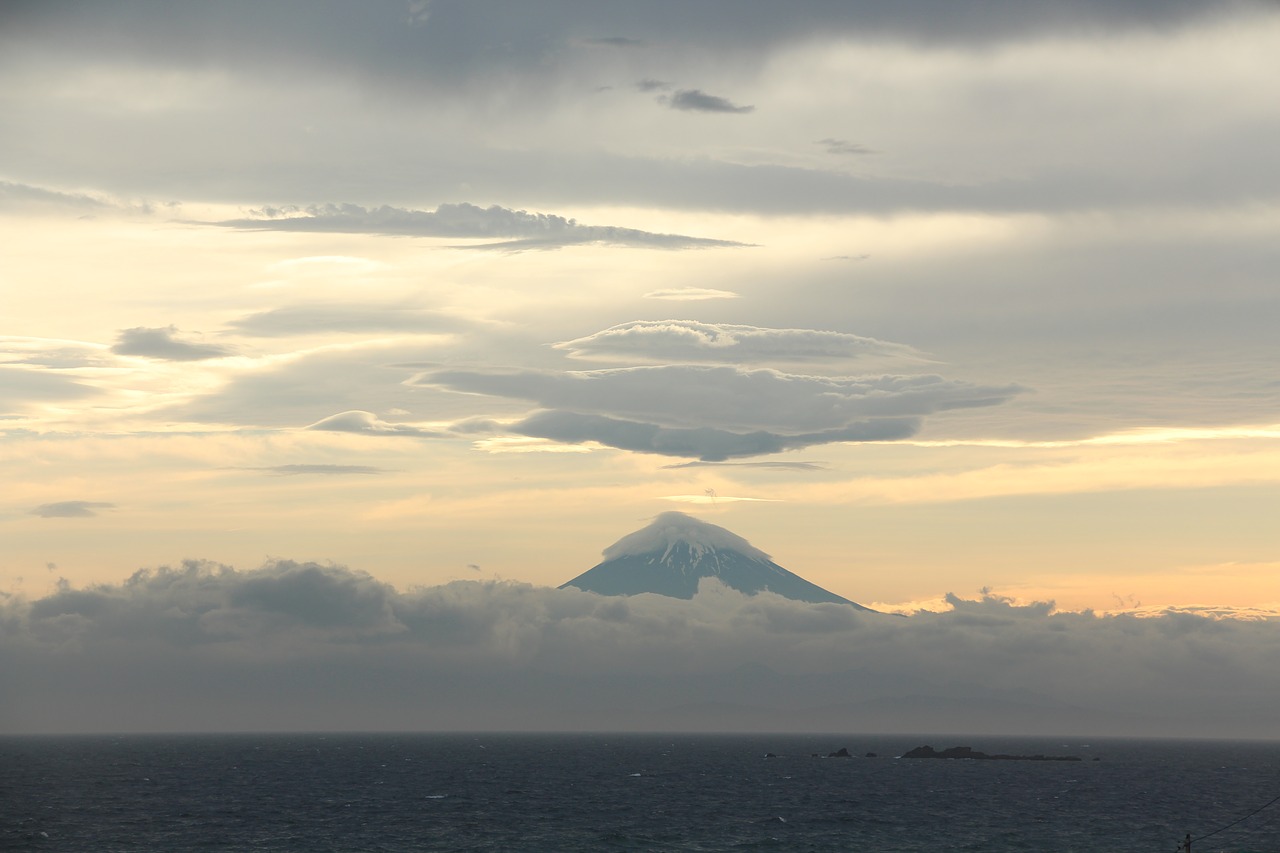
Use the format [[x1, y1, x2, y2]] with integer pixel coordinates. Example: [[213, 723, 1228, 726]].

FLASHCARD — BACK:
[[561, 512, 874, 609]]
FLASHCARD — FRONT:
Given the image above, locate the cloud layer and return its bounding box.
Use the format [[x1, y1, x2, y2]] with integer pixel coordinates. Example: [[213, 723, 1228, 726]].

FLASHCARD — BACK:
[[4, 559, 1278, 736]]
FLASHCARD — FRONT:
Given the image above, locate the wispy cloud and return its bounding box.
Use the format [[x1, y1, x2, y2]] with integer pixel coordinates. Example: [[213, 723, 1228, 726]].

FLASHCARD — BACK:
[[663, 460, 827, 470], [241, 464, 392, 476], [661, 494, 780, 504], [0, 365, 97, 409], [586, 37, 644, 47], [29, 501, 116, 518], [664, 89, 754, 114], [554, 320, 921, 363], [404, 0, 431, 28], [171, 342, 458, 429], [0, 180, 110, 213], [215, 202, 746, 250], [112, 326, 234, 361], [306, 410, 444, 437], [906, 424, 1280, 449], [817, 138, 875, 156], [644, 288, 738, 301], [227, 305, 466, 338]]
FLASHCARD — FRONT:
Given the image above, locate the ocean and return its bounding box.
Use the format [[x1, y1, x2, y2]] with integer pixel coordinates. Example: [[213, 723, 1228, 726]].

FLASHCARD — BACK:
[[3, 733, 1278, 852]]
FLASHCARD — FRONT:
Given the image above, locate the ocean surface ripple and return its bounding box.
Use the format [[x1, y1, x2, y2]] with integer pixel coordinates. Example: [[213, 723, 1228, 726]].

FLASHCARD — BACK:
[[3, 733, 1279, 852]]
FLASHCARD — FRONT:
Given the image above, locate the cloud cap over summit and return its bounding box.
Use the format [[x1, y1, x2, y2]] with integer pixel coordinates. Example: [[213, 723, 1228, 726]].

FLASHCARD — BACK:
[[561, 511, 871, 608]]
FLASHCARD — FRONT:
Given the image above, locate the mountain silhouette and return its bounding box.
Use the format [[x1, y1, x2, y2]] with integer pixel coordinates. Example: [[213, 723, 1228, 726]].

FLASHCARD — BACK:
[[561, 512, 872, 608]]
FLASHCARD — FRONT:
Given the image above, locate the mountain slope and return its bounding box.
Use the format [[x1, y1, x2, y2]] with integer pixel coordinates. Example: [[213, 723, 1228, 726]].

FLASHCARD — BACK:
[[561, 512, 873, 609]]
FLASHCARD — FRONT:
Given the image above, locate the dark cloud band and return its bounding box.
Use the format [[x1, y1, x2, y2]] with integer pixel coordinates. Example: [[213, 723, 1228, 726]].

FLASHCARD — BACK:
[[4, 559, 1278, 736]]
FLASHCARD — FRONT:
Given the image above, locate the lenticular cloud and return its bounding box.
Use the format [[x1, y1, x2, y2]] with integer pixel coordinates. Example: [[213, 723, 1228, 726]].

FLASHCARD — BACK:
[[417, 364, 1017, 460], [553, 320, 920, 363]]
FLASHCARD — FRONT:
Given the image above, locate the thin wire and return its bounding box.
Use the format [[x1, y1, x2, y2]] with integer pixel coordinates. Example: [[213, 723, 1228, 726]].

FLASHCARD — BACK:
[[1192, 791, 1280, 845]]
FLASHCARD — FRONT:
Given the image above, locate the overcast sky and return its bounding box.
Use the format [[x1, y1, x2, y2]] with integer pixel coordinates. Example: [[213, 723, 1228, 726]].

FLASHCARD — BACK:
[[3, 0, 1279, 735]]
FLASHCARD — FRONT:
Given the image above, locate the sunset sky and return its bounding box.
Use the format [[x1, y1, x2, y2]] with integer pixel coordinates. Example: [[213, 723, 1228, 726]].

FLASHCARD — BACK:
[[3, 1, 1280, 734]]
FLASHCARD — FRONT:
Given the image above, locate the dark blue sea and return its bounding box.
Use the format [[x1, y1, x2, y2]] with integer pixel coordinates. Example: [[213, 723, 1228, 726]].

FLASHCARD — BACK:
[[3, 733, 1279, 852]]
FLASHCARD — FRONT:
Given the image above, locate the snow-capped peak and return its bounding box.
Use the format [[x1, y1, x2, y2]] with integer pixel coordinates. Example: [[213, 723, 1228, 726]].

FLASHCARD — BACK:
[[601, 511, 771, 564], [563, 511, 864, 607]]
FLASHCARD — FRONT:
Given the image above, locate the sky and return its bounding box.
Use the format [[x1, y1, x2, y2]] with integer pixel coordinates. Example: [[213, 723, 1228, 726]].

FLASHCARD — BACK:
[[2, 0, 1279, 736]]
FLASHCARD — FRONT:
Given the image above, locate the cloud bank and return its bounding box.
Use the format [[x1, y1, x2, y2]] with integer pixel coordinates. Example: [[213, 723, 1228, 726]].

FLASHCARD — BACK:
[[4, 559, 1278, 736]]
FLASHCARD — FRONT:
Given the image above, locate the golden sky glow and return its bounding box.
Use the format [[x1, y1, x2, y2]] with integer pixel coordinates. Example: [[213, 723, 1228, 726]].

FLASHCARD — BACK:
[[3, 1, 1279, 621]]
